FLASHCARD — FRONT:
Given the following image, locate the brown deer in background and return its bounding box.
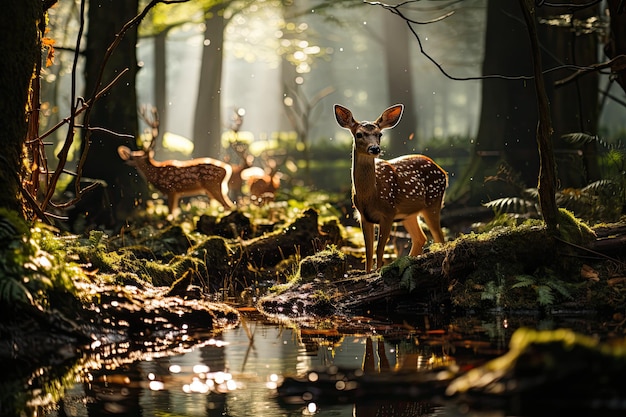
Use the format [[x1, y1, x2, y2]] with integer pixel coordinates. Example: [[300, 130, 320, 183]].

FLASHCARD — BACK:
[[334, 104, 448, 272], [225, 139, 254, 200], [241, 153, 283, 206], [117, 107, 234, 216]]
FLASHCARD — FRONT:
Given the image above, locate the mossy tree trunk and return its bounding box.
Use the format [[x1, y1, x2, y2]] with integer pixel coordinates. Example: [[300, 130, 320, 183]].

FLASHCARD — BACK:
[[0, 1, 42, 218]]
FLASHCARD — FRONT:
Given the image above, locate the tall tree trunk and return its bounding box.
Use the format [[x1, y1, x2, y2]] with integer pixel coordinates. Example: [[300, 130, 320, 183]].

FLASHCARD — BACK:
[[383, 10, 417, 157], [540, 2, 600, 187], [0, 1, 42, 217], [447, 0, 601, 206], [519, 0, 558, 232], [192, 6, 226, 158], [154, 29, 169, 149], [448, 1, 537, 205], [73, 0, 147, 230], [606, 0, 626, 94]]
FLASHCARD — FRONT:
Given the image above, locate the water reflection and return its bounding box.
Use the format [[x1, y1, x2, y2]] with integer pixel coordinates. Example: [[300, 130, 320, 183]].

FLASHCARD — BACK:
[[4, 312, 612, 417]]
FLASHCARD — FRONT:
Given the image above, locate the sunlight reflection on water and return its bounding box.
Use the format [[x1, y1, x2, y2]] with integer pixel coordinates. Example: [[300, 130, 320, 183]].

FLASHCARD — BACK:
[[33, 315, 616, 417], [39, 318, 497, 417]]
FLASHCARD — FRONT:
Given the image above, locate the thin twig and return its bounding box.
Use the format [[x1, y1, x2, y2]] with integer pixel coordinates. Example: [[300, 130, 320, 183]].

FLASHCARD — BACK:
[[555, 236, 625, 266], [555, 54, 626, 87]]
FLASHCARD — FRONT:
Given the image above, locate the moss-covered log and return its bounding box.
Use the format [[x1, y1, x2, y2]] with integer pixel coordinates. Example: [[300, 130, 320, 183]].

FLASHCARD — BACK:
[[233, 208, 342, 269], [259, 213, 626, 318]]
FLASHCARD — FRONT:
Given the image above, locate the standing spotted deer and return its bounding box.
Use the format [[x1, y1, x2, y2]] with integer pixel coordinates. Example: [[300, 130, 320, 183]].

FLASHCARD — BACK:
[[334, 104, 448, 272], [117, 107, 234, 216]]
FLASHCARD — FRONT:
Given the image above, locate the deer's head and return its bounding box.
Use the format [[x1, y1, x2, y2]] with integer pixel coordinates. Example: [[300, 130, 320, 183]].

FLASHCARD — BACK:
[[334, 104, 404, 158]]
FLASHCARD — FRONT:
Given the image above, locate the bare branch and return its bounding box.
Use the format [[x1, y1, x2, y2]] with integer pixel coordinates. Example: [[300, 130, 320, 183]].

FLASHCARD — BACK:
[[39, 0, 187, 216], [365, 1, 455, 24], [368, 0, 602, 82], [536, 0, 603, 11], [84, 126, 136, 140], [38, 69, 129, 143], [555, 54, 626, 87]]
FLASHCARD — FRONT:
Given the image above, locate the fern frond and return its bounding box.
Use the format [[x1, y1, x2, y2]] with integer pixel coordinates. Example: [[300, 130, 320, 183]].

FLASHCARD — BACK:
[[582, 180, 616, 193], [0, 277, 34, 306], [484, 197, 537, 214], [524, 188, 539, 198], [546, 279, 573, 300], [481, 281, 497, 301], [88, 230, 107, 247], [606, 148, 625, 165], [511, 275, 536, 289], [536, 285, 555, 306], [562, 132, 599, 146], [562, 132, 615, 150], [0, 218, 18, 242]]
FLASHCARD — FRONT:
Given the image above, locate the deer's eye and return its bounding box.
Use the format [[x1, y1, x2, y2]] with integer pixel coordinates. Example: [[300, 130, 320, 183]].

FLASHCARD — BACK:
[[355, 132, 363, 139]]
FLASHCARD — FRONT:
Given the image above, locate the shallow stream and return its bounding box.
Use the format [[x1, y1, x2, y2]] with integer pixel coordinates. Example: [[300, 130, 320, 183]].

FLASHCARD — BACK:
[[4, 310, 618, 417]]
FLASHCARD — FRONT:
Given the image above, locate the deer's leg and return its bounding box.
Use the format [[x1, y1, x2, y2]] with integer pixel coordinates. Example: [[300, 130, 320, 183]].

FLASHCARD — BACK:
[[402, 215, 427, 256], [376, 218, 394, 269], [205, 183, 234, 210], [361, 219, 376, 272], [420, 201, 445, 244], [167, 193, 180, 216]]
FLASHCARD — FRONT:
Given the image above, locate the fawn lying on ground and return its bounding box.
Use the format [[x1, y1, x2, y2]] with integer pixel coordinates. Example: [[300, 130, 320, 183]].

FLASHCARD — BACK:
[[334, 104, 448, 272]]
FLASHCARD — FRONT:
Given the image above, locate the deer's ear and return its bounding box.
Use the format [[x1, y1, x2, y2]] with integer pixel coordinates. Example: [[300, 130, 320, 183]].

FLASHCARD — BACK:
[[117, 146, 132, 160], [377, 104, 404, 130], [334, 104, 357, 129]]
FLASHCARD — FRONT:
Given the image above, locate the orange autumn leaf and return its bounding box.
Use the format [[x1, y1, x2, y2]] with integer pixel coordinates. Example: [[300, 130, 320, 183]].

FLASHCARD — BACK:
[[581, 264, 599, 281], [42, 37, 55, 67]]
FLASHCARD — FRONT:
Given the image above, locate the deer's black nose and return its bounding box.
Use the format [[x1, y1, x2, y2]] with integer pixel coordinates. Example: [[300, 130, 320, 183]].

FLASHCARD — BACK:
[[367, 145, 381, 155]]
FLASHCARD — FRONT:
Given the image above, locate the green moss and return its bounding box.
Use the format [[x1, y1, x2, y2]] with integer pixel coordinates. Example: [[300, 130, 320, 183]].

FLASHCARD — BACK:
[[167, 269, 195, 297], [298, 246, 346, 282], [140, 259, 178, 286], [163, 225, 195, 250], [191, 236, 230, 267], [0, 208, 30, 238], [78, 247, 123, 273], [111, 272, 146, 288], [448, 327, 626, 396], [557, 208, 596, 245], [0, 211, 83, 312]]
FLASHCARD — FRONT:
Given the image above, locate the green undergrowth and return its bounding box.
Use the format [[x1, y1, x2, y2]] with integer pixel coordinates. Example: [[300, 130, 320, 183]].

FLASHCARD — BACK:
[[67, 225, 232, 291], [0, 208, 84, 314], [268, 245, 346, 294], [383, 209, 622, 311]]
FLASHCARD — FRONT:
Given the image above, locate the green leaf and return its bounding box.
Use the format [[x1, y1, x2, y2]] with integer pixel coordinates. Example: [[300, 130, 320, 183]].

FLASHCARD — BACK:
[[511, 275, 535, 289], [536, 285, 554, 306], [0, 277, 35, 306]]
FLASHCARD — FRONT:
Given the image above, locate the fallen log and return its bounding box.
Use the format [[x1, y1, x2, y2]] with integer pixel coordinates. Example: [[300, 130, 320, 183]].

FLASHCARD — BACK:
[[258, 214, 626, 318]]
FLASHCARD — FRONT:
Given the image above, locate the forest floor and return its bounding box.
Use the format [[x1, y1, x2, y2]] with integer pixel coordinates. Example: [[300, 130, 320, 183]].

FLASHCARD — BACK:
[[257, 209, 626, 324], [1, 196, 626, 367]]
